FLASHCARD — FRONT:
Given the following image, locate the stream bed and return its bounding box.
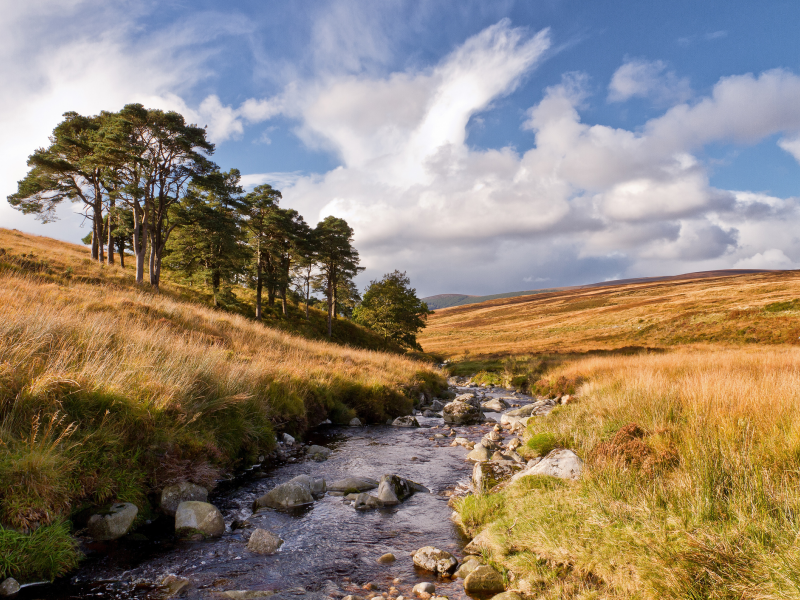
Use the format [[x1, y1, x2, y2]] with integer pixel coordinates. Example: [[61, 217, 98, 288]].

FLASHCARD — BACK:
[[18, 386, 532, 600]]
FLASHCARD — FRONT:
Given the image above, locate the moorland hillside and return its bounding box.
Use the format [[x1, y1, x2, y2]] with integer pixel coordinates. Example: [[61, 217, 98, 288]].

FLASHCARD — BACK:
[[0, 228, 443, 580]]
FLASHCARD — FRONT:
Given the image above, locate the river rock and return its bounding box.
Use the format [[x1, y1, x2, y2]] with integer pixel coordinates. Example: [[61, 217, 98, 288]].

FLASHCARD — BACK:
[[422, 410, 441, 418], [455, 556, 482, 579], [430, 399, 446, 410], [349, 417, 362, 426], [282, 433, 295, 445], [412, 582, 435, 594], [353, 493, 383, 510], [392, 415, 420, 428], [175, 501, 224, 537], [328, 477, 379, 493], [376, 474, 429, 505], [0, 578, 20, 596], [491, 592, 522, 600], [514, 449, 583, 480], [160, 482, 208, 516], [253, 475, 325, 510], [466, 443, 492, 462], [377, 553, 396, 563], [463, 565, 505, 594], [87, 502, 138, 540], [247, 528, 283, 554], [412, 546, 458, 575], [306, 445, 332, 461], [161, 575, 190, 597], [472, 460, 523, 491], [453, 437, 472, 447], [482, 398, 508, 412], [443, 401, 484, 425], [454, 393, 482, 408], [506, 437, 521, 450], [463, 529, 494, 555]]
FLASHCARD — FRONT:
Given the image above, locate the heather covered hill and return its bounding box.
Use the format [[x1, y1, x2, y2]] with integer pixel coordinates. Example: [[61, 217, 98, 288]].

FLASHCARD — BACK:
[[420, 269, 800, 357]]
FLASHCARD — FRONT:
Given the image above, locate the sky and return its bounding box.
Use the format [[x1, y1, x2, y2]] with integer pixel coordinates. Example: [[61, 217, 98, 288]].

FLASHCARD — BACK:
[[2, 0, 800, 297]]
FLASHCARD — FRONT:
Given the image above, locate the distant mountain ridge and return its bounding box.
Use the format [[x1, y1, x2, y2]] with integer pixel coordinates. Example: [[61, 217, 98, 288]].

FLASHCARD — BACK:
[[422, 269, 772, 310]]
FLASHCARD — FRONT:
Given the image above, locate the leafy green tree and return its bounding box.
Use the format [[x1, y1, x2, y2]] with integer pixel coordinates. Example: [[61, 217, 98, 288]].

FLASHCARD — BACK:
[[353, 270, 431, 350], [113, 104, 216, 288], [8, 111, 110, 261], [291, 228, 319, 320], [313, 216, 363, 337], [241, 184, 281, 320], [165, 169, 248, 306]]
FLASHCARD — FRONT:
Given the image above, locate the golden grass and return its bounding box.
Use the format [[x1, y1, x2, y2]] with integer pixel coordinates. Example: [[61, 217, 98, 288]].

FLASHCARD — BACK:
[[420, 271, 800, 356], [461, 347, 800, 599], [0, 228, 443, 580]]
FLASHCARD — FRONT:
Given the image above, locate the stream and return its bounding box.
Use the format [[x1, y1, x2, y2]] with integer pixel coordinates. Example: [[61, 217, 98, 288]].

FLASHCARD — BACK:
[[18, 386, 533, 600]]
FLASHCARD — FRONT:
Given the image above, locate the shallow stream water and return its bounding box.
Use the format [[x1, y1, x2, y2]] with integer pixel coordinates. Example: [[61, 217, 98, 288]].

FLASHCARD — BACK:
[[18, 387, 532, 600]]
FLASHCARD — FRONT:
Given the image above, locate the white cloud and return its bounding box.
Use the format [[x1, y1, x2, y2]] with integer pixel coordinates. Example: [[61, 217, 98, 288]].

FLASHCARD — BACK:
[[608, 58, 691, 104], [734, 249, 795, 270], [779, 134, 800, 163]]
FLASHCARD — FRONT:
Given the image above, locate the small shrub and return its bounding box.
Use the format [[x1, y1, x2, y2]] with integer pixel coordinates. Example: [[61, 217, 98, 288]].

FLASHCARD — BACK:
[[525, 433, 558, 457], [532, 375, 585, 397]]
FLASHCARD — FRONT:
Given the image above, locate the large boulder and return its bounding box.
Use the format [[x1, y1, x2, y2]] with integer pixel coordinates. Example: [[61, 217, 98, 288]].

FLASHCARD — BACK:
[[247, 528, 283, 554], [349, 418, 362, 427], [463, 565, 505, 594], [87, 502, 138, 541], [463, 529, 495, 555], [430, 398, 446, 410], [160, 482, 208, 516], [472, 461, 523, 492], [511, 449, 583, 481], [412, 546, 458, 575], [175, 501, 225, 538], [443, 401, 485, 425], [306, 445, 332, 462], [482, 398, 508, 412], [375, 474, 429, 505], [252, 475, 325, 511], [327, 477, 379, 494], [455, 556, 482, 579], [392, 415, 420, 428], [454, 393, 482, 408], [466, 443, 492, 462]]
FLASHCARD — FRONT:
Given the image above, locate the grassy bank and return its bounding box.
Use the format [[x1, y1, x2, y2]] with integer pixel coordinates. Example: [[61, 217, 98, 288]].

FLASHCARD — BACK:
[[456, 347, 800, 599], [0, 230, 444, 582]]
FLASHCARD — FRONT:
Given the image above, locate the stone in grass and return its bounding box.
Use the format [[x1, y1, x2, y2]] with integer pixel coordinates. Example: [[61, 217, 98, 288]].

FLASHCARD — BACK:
[[412, 546, 458, 575], [466, 443, 492, 462], [160, 482, 208, 516], [247, 528, 283, 555], [87, 502, 138, 541], [463, 565, 505, 594], [175, 501, 225, 538], [0, 578, 20, 597], [377, 553, 396, 563], [349, 418, 363, 427], [455, 556, 482, 579]]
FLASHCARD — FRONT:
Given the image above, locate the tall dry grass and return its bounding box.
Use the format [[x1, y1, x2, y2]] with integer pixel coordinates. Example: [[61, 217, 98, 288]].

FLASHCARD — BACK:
[[0, 263, 442, 580], [461, 347, 800, 599]]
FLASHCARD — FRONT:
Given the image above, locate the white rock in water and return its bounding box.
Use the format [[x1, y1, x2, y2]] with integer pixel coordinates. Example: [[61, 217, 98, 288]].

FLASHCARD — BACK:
[[392, 415, 420, 428], [283, 433, 295, 445], [247, 528, 283, 555], [412, 546, 458, 574], [160, 482, 208, 516], [175, 501, 225, 537]]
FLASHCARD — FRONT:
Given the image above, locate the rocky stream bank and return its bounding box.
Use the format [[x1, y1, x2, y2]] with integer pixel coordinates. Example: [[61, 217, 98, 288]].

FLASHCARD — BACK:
[[6, 379, 580, 600]]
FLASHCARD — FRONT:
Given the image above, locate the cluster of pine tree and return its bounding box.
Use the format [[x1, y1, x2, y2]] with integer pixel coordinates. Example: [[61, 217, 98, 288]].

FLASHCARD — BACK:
[[8, 105, 362, 337]]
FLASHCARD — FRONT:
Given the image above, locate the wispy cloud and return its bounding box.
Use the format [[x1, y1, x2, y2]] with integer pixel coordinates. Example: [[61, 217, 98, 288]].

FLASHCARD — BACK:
[[608, 58, 692, 104]]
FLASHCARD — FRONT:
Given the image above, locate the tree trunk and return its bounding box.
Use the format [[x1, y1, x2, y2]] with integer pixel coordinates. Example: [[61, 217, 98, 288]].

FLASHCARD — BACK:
[[91, 227, 99, 261], [256, 265, 263, 320], [212, 270, 221, 307], [118, 237, 125, 268], [305, 279, 310, 320], [107, 199, 115, 266], [327, 276, 333, 338], [132, 206, 147, 284]]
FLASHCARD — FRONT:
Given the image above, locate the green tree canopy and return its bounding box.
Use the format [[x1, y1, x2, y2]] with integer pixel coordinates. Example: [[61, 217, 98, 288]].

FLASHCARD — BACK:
[[353, 270, 431, 350]]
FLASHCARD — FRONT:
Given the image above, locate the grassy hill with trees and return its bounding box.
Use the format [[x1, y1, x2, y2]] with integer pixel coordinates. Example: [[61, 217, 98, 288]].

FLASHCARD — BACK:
[[0, 228, 444, 582], [426, 270, 800, 598]]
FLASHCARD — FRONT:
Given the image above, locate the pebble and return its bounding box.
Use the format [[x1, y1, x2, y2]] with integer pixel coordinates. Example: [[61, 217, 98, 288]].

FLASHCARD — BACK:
[[378, 553, 396, 564]]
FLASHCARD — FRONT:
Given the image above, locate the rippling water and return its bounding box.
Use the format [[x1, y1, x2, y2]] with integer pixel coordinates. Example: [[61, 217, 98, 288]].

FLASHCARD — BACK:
[[19, 387, 529, 600]]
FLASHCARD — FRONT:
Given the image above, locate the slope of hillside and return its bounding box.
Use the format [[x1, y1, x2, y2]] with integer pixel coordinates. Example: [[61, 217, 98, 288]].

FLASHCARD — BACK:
[[420, 269, 800, 357], [0, 229, 444, 582], [422, 269, 769, 311]]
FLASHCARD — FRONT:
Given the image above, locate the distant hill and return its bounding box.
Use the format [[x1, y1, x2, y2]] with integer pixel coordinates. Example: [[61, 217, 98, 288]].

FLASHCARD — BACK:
[[423, 270, 771, 311], [419, 268, 800, 357]]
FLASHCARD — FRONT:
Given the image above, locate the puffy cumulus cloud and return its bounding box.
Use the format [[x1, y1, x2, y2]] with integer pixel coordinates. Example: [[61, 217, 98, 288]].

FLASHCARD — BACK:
[[245, 35, 800, 294], [734, 249, 796, 270], [608, 58, 692, 104]]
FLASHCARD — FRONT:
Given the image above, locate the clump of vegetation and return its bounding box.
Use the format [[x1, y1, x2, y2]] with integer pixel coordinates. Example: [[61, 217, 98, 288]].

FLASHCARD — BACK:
[[763, 298, 800, 312], [0, 522, 80, 581], [522, 432, 558, 458], [531, 374, 585, 397], [455, 347, 800, 599]]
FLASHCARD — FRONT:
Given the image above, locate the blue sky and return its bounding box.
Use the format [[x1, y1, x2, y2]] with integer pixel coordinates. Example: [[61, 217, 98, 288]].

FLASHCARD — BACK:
[[2, 0, 800, 296]]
